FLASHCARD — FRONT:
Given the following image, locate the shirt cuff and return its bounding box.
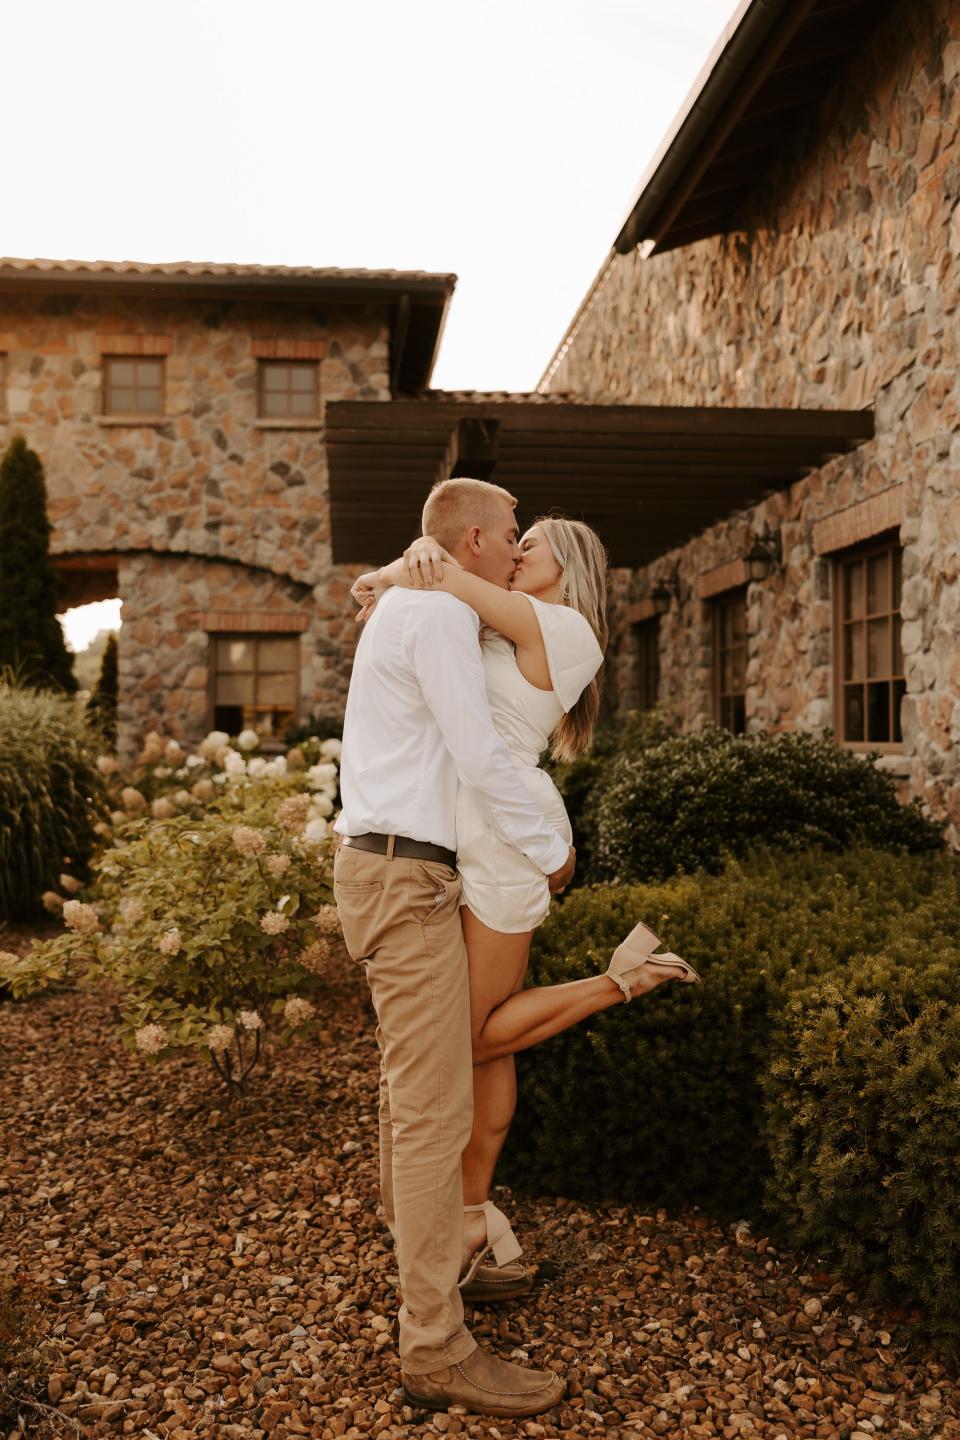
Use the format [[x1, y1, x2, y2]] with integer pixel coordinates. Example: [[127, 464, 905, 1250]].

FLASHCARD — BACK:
[[534, 833, 571, 876]]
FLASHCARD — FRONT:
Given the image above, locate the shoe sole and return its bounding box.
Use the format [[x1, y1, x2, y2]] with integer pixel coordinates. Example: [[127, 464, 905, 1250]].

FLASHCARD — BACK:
[[402, 1383, 564, 1418], [459, 1275, 535, 1302]]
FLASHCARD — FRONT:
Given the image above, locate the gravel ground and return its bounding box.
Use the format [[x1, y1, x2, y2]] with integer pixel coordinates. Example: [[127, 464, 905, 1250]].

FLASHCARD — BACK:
[[1, 934, 959, 1440]]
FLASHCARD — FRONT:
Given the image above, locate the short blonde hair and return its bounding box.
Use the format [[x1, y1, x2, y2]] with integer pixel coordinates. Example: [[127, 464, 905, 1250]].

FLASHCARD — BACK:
[[422, 477, 518, 552]]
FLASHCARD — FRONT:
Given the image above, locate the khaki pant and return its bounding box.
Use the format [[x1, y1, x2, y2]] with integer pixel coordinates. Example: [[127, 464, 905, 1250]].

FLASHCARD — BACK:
[[333, 842, 477, 1375]]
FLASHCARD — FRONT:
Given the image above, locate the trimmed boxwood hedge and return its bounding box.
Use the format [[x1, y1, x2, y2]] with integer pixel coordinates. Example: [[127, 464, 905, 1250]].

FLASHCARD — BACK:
[[503, 846, 960, 1348], [572, 726, 942, 884]]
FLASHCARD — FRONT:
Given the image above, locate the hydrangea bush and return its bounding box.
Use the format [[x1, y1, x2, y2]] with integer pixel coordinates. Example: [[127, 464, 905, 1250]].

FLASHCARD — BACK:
[[2, 728, 344, 1095]]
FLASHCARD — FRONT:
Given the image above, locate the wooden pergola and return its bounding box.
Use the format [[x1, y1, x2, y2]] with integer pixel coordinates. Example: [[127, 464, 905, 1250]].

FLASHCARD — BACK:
[[325, 396, 875, 567]]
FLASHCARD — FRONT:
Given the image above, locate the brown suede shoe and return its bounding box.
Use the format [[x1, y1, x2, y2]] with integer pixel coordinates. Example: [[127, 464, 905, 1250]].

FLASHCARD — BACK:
[[402, 1346, 565, 1417], [459, 1259, 535, 1303]]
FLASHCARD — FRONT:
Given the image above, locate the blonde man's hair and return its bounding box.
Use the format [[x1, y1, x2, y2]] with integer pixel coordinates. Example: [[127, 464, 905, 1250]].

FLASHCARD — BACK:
[[422, 477, 518, 553], [533, 515, 610, 763]]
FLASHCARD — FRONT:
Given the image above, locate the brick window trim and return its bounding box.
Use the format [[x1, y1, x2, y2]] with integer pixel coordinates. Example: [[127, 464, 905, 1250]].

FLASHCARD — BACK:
[[251, 339, 326, 360], [199, 610, 308, 634], [813, 484, 905, 556], [696, 558, 751, 601], [96, 334, 173, 357]]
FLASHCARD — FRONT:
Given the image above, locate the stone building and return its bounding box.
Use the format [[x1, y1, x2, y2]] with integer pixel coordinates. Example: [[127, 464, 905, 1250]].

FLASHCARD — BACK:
[[534, 0, 960, 840], [320, 0, 959, 847], [0, 259, 453, 755]]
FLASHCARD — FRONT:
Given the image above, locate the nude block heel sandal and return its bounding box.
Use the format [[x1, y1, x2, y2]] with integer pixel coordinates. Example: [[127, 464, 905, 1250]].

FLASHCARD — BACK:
[[459, 1201, 523, 1289], [605, 919, 702, 999]]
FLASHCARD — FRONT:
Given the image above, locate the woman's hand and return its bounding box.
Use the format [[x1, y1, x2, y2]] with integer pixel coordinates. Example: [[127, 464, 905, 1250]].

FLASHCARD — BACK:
[[351, 569, 385, 624], [403, 535, 455, 588]]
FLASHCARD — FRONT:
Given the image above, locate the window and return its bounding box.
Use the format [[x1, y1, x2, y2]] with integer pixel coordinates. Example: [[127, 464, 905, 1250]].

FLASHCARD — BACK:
[[712, 589, 747, 733], [210, 635, 300, 745], [633, 618, 661, 711], [103, 356, 164, 416], [835, 538, 904, 747], [257, 360, 319, 419]]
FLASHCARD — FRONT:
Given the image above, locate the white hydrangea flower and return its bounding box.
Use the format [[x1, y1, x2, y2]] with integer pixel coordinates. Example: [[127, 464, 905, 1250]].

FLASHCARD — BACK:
[[312, 904, 342, 937], [310, 794, 334, 819], [207, 1023, 235, 1055], [62, 900, 100, 935], [191, 778, 216, 801], [151, 797, 176, 819], [266, 854, 291, 877], [121, 786, 147, 813], [198, 730, 230, 762], [237, 729, 260, 752], [260, 911, 290, 935], [238, 1009, 263, 1031], [96, 754, 119, 776], [140, 732, 165, 764], [174, 767, 189, 780], [164, 739, 184, 764], [246, 757, 267, 778], [135, 1023, 167, 1055], [276, 794, 311, 831], [284, 996, 316, 1027], [232, 825, 266, 857], [307, 762, 338, 789], [319, 739, 342, 761], [159, 928, 182, 955], [59, 873, 82, 895], [304, 819, 328, 844], [118, 896, 145, 925], [173, 789, 192, 807], [41, 890, 64, 913], [265, 755, 288, 778], [222, 749, 246, 776], [153, 765, 172, 780], [298, 939, 330, 974], [185, 753, 205, 769], [213, 773, 228, 786]]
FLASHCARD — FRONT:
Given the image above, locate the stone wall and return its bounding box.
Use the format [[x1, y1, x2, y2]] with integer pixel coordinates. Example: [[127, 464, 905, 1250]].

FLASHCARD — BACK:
[[542, 0, 960, 843], [0, 293, 390, 754]]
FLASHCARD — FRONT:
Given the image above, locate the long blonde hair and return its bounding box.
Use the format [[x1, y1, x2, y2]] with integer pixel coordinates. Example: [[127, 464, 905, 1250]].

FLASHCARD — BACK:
[[533, 515, 609, 762]]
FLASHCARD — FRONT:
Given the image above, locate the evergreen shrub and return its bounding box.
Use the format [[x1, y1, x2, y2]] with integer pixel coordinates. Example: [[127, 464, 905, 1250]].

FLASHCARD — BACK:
[[86, 632, 118, 745], [763, 941, 960, 1349], [503, 847, 960, 1344], [549, 709, 674, 877], [0, 681, 105, 921], [585, 727, 942, 884]]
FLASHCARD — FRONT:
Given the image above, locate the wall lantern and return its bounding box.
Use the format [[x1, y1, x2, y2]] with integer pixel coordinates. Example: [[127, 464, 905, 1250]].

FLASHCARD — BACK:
[[650, 572, 681, 614], [744, 524, 783, 582]]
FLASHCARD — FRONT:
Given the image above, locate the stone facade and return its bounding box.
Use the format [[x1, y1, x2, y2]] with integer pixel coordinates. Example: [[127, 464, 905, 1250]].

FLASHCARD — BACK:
[[0, 288, 391, 756], [542, 0, 960, 844]]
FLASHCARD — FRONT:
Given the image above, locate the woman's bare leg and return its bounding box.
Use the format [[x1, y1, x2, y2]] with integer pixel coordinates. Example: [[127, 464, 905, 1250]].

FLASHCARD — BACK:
[[459, 906, 685, 1255], [460, 912, 531, 1245]]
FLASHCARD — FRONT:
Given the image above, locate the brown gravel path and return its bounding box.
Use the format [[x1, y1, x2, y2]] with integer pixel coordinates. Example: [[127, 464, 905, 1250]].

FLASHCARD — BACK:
[[1, 950, 959, 1440]]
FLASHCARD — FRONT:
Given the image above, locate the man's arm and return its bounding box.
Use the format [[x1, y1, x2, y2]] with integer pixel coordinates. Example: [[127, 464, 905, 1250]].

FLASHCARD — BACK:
[[405, 595, 571, 878]]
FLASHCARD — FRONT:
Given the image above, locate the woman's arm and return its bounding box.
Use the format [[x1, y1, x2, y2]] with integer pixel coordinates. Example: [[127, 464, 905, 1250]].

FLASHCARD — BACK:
[[351, 545, 551, 686]]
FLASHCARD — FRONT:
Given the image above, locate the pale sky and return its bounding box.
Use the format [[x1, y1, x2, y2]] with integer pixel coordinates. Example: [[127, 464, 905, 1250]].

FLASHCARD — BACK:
[[11, 0, 740, 649]]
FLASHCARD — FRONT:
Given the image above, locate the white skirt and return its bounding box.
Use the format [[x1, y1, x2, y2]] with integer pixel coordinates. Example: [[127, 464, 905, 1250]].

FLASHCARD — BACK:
[[456, 766, 572, 934]]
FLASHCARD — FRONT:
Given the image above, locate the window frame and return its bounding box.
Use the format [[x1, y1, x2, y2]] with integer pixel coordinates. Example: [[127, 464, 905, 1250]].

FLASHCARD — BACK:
[[633, 616, 661, 712], [208, 633, 301, 751], [102, 354, 166, 419], [256, 359, 320, 421], [711, 587, 748, 734], [832, 532, 905, 754]]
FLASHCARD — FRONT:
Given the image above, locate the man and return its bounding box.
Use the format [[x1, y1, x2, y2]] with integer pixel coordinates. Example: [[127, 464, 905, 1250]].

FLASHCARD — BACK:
[[333, 477, 574, 1418]]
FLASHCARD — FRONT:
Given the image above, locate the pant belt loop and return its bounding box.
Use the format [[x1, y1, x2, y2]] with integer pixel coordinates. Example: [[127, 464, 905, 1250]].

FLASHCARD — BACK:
[[385, 834, 396, 862]]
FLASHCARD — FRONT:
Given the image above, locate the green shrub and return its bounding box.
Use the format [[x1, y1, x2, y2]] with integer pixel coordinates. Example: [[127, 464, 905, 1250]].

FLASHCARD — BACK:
[[2, 777, 342, 1094], [86, 631, 118, 745], [503, 850, 960, 1307], [584, 727, 942, 884], [0, 436, 76, 691], [549, 709, 675, 877], [0, 681, 106, 921], [763, 941, 960, 1349]]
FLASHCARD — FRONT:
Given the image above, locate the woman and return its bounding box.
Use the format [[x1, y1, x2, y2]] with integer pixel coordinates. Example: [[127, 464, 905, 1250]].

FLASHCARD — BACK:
[[351, 515, 699, 1289]]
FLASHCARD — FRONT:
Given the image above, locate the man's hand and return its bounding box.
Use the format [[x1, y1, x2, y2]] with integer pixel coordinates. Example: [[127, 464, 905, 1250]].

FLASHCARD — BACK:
[[547, 846, 576, 894]]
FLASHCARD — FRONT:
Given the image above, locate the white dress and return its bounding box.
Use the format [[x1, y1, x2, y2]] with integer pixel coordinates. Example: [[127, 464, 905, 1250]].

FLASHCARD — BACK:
[[457, 595, 604, 933]]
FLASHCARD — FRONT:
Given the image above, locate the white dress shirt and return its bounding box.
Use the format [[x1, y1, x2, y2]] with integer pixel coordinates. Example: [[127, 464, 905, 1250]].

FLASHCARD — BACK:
[[335, 588, 571, 876]]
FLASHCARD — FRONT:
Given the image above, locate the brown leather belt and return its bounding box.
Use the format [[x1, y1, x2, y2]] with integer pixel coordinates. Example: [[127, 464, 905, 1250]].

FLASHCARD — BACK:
[[342, 832, 457, 870]]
